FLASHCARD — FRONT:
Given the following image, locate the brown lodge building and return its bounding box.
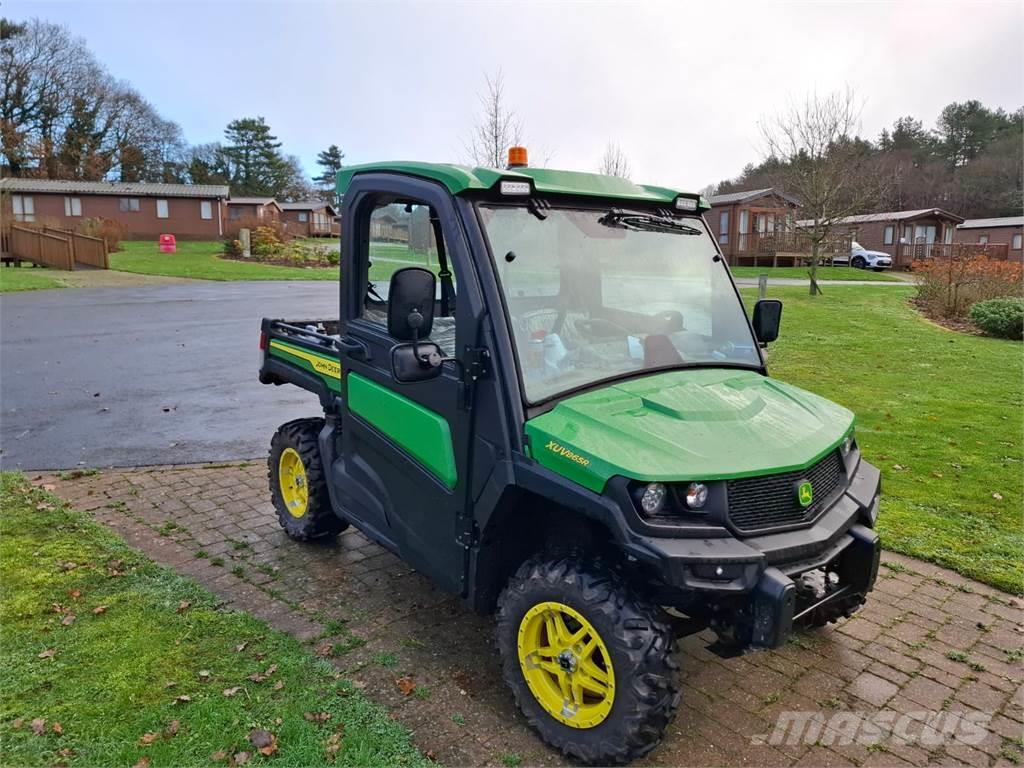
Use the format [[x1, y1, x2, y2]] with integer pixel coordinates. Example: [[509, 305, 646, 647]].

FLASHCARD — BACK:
[[1, 178, 230, 239]]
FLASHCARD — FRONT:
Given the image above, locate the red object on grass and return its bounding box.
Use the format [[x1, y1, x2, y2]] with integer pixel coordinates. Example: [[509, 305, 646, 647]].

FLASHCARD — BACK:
[[159, 234, 177, 253]]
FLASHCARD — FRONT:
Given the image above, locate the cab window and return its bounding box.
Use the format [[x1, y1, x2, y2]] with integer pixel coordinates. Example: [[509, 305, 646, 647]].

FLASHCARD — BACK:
[[360, 201, 457, 356]]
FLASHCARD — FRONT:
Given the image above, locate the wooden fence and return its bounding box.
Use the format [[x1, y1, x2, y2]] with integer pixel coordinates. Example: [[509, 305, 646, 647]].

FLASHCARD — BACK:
[[895, 242, 1010, 269], [7, 225, 108, 270], [11, 226, 74, 270]]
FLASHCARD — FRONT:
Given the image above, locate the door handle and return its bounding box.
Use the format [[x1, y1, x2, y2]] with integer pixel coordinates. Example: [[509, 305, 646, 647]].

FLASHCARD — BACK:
[[336, 336, 369, 361]]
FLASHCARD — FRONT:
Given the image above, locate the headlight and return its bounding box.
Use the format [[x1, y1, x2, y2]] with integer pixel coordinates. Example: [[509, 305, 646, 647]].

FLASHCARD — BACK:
[[684, 482, 708, 510], [639, 483, 667, 515], [840, 432, 855, 457]]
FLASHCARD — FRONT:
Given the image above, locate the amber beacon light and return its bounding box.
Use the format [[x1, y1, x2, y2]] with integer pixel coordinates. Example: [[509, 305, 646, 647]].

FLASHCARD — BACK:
[[507, 146, 528, 169]]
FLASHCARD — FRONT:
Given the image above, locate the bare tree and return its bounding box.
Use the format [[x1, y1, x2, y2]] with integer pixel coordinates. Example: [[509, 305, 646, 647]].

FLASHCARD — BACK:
[[466, 69, 523, 168], [759, 89, 883, 294], [599, 142, 632, 179]]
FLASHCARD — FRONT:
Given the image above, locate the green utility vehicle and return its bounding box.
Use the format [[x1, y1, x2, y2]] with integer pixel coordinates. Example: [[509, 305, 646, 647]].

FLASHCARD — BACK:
[[258, 155, 881, 764]]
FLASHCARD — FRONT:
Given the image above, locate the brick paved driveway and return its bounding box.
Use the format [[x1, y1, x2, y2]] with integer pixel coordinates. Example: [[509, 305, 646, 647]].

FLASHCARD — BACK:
[[38, 464, 1023, 767]]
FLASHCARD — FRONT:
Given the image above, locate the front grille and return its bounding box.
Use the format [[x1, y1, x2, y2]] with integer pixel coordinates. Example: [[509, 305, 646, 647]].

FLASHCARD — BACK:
[[727, 451, 844, 534]]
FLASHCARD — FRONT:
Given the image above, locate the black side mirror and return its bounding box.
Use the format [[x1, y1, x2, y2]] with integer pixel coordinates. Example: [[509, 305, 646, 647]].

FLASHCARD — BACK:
[[387, 267, 435, 340], [752, 299, 782, 344]]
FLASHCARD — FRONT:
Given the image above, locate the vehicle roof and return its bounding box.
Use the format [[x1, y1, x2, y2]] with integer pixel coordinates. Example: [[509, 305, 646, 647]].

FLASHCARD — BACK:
[[335, 161, 709, 209]]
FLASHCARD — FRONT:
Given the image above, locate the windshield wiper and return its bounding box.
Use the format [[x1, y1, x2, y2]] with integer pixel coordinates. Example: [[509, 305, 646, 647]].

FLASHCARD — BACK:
[[598, 209, 701, 235]]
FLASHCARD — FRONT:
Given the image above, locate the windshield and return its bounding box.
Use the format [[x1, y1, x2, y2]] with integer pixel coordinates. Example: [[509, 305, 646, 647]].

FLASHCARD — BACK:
[[479, 204, 762, 403]]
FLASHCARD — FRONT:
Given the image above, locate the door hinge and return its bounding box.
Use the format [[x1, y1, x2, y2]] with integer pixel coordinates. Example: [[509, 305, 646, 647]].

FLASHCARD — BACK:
[[464, 346, 490, 382], [456, 514, 479, 548]]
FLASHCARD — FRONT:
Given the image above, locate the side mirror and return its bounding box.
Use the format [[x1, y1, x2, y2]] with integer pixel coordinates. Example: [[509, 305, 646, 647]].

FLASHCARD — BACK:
[[392, 342, 444, 383], [387, 267, 435, 340], [752, 299, 782, 344]]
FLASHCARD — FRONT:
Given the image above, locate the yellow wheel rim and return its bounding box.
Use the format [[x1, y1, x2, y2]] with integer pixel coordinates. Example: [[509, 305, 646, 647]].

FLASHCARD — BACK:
[[517, 601, 615, 729], [278, 448, 308, 518]]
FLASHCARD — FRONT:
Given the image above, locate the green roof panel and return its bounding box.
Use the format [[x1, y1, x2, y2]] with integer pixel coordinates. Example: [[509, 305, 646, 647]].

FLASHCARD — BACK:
[[335, 162, 708, 209]]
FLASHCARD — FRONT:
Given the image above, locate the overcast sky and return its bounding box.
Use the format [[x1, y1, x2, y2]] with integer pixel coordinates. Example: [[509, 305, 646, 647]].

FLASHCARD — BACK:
[[11, 0, 1024, 191]]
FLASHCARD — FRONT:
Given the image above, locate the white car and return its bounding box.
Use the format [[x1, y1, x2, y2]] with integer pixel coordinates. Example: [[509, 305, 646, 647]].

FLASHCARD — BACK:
[[833, 241, 893, 271]]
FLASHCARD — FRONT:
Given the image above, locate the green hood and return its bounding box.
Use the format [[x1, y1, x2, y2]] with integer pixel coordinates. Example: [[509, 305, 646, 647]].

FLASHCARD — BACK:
[[525, 368, 854, 493]]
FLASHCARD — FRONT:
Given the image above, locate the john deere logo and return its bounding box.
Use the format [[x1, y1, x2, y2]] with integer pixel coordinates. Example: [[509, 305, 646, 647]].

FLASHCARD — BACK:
[[797, 481, 814, 508]]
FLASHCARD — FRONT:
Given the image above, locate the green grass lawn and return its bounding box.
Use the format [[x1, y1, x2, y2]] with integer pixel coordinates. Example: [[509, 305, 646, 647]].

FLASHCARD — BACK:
[[0, 267, 67, 292], [111, 241, 337, 282], [730, 265, 901, 282], [745, 286, 1023, 594], [0, 473, 429, 768]]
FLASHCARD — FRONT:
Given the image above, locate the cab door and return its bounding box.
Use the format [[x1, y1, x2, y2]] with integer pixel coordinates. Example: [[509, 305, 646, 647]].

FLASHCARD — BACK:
[[330, 175, 475, 596]]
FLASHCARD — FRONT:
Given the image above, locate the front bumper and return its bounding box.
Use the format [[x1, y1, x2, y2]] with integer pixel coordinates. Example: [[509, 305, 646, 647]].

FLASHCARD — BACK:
[[623, 459, 882, 648]]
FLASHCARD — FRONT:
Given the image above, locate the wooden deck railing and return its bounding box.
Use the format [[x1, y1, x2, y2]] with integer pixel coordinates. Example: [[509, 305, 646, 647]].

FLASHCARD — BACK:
[[896, 242, 1010, 269], [731, 231, 852, 266], [10, 226, 74, 270]]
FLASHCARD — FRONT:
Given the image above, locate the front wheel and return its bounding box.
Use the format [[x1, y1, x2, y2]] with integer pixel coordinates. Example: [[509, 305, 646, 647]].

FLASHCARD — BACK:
[[268, 418, 347, 541], [496, 558, 680, 764], [851, 256, 867, 269]]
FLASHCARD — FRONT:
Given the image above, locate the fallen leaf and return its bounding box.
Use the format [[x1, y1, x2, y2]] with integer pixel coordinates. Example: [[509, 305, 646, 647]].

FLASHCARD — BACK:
[[93, 605, 108, 615], [59, 561, 77, 571], [325, 732, 343, 758], [36, 502, 54, 511], [272, 680, 284, 691], [177, 601, 191, 614], [174, 695, 191, 704], [166, 720, 180, 737], [253, 652, 266, 661], [198, 670, 211, 682], [38, 648, 57, 660], [133, 758, 151, 768], [139, 733, 159, 745], [223, 687, 242, 697], [57, 748, 75, 758], [395, 676, 416, 696], [426, 749, 437, 761], [993, 492, 1004, 501], [892, 464, 904, 471], [315, 643, 334, 657], [52, 603, 68, 614], [210, 751, 229, 762], [68, 589, 82, 600], [235, 641, 248, 653], [61, 614, 76, 627], [249, 729, 278, 756], [42, 483, 57, 491], [351, 680, 367, 689], [234, 751, 251, 765], [304, 711, 331, 723], [12, 718, 24, 729], [31, 718, 46, 735], [164, 681, 177, 689], [52, 722, 63, 734]]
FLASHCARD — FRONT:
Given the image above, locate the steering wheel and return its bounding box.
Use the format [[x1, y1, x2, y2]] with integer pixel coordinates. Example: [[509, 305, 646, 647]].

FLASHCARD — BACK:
[[576, 318, 632, 340]]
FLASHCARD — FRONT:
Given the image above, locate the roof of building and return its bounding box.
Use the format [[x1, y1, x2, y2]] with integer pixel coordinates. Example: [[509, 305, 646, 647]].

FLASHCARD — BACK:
[[707, 187, 800, 206], [0, 178, 229, 199], [226, 196, 278, 206], [957, 216, 1024, 229], [279, 201, 336, 213], [798, 208, 965, 226], [335, 162, 710, 209]]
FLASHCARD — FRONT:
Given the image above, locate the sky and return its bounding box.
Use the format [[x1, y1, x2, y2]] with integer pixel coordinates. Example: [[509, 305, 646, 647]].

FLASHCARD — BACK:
[[9, 0, 1024, 192]]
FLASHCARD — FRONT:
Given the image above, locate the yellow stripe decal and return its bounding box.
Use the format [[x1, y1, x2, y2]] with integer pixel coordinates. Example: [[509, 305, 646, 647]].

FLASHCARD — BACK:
[[269, 340, 342, 379]]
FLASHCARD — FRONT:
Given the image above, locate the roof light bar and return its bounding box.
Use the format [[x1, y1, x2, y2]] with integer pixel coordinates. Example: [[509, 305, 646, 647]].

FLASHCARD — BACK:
[[500, 180, 531, 196], [675, 196, 699, 211]]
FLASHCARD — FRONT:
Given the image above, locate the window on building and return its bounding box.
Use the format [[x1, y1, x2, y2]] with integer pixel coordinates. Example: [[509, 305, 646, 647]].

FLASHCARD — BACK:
[[738, 210, 749, 234], [64, 197, 82, 217], [229, 206, 243, 220], [200, 200, 213, 220], [883, 225, 894, 245], [12, 195, 35, 222], [156, 199, 169, 219], [978, 235, 989, 245], [944, 227, 953, 244], [297, 212, 308, 222], [1013, 233, 1022, 250], [119, 198, 140, 212], [718, 211, 729, 245]]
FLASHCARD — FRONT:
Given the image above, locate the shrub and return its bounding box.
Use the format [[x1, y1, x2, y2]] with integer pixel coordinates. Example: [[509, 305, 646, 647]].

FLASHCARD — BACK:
[[251, 226, 284, 257], [224, 215, 291, 244], [969, 298, 1024, 339], [78, 217, 124, 252], [914, 256, 1024, 318]]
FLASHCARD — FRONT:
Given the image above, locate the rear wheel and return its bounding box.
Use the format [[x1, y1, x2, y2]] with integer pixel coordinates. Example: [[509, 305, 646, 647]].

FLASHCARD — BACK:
[[268, 418, 346, 541], [497, 558, 680, 765]]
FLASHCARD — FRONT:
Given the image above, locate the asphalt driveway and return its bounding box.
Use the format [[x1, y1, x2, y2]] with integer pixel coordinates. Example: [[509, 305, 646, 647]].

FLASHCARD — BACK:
[[1, 281, 338, 470]]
